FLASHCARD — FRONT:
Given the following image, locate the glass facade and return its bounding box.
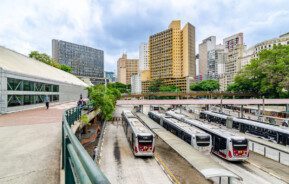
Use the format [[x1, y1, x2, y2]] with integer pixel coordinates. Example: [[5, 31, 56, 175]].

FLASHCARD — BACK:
[[8, 95, 59, 107], [52, 40, 104, 84], [7, 78, 59, 92], [7, 78, 59, 107]]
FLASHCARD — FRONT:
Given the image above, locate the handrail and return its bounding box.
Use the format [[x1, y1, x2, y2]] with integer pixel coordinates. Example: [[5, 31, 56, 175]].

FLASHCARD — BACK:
[[62, 106, 110, 184]]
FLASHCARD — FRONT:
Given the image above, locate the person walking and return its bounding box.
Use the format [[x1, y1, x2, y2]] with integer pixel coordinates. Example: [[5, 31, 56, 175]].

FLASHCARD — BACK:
[[44, 95, 50, 109]]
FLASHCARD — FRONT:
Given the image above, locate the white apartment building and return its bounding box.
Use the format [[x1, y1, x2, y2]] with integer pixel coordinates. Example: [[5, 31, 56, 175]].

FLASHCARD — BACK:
[[139, 43, 149, 71], [131, 74, 141, 94], [219, 33, 245, 91], [241, 32, 289, 68]]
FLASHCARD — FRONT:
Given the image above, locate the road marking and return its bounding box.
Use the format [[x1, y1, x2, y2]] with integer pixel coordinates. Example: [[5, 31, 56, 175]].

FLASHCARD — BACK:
[[154, 152, 180, 184]]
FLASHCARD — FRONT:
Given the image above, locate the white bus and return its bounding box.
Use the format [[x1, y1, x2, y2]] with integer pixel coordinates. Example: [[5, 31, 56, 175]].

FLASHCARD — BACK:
[[122, 110, 155, 157], [167, 111, 249, 161], [148, 111, 211, 152]]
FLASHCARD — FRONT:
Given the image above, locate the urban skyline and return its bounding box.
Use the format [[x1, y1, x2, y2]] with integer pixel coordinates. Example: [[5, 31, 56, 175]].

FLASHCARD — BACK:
[[1, 0, 289, 72]]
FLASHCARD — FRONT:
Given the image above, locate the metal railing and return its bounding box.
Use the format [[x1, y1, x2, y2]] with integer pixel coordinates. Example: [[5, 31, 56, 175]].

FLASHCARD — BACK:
[[249, 140, 289, 166], [62, 106, 110, 184]]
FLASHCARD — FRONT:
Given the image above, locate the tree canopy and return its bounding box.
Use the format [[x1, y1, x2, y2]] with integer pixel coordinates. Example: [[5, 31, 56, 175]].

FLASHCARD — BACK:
[[190, 80, 219, 91], [148, 79, 163, 92], [107, 82, 130, 94], [227, 45, 289, 98], [147, 79, 180, 99], [29, 51, 72, 73], [88, 85, 121, 121]]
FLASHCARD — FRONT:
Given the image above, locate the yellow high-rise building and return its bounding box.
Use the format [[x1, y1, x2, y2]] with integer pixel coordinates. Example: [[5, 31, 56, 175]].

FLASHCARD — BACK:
[[142, 20, 195, 92]]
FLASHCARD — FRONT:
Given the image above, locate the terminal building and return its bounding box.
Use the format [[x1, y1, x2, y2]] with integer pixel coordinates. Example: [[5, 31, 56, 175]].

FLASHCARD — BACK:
[[0, 46, 89, 114]]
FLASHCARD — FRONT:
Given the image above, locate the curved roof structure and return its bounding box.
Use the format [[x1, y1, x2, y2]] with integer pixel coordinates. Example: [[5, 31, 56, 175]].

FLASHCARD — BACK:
[[0, 46, 88, 87]]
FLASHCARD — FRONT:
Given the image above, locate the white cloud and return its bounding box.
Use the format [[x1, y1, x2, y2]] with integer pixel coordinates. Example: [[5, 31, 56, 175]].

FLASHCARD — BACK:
[[0, 0, 289, 72], [0, 0, 102, 54]]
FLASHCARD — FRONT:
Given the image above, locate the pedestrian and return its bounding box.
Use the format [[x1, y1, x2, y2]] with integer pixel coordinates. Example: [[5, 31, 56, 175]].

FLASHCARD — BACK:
[[93, 146, 98, 160], [44, 95, 50, 109]]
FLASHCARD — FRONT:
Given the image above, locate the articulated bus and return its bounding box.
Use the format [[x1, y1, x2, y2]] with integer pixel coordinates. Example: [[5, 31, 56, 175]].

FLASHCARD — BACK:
[[122, 110, 155, 156], [148, 111, 211, 152], [200, 111, 289, 146], [167, 111, 249, 161]]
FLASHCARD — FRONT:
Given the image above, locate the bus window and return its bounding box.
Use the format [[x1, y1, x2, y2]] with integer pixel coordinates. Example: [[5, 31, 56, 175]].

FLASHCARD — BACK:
[[232, 139, 248, 150]]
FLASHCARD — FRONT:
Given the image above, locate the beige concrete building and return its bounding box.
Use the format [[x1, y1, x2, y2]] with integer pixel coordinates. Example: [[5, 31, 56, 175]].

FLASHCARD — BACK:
[[219, 33, 244, 91], [143, 20, 195, 92], [117, 54, 138, 84], [198, 36, 216, 80], [241, 32, 289, 68]]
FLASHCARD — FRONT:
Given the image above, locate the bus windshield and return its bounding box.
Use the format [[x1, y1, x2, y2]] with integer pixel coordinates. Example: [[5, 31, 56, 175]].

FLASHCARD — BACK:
[[138, 135, 153, 144], [196, 135, 211, 146], [232, 139, 248, 150]]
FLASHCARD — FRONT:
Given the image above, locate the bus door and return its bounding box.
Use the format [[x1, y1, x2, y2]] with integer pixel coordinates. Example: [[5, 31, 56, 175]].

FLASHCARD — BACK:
[[132, 134, 135, 148], [214, 137, 220, 151]]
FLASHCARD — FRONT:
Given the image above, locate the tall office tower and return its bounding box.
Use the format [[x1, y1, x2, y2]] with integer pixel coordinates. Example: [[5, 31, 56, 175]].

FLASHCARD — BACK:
[[138, 42, 150, 93], [52, 39, 104, 85], [207, 44, 225, 80], [139, 43, 149, 71], [145, 20, 196, 92], [198, 36, 216, 80], [117, 53, 138, 84], [221, 33, 245, 90]]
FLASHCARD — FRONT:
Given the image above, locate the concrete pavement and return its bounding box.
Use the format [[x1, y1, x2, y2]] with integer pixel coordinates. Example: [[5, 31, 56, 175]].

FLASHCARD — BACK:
[[99, 120, 172, 184], [0, 102, 76, 184]]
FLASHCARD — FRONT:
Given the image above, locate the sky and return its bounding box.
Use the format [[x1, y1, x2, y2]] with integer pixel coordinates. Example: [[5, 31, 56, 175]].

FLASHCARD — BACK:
[[1, 0, 289, 72]]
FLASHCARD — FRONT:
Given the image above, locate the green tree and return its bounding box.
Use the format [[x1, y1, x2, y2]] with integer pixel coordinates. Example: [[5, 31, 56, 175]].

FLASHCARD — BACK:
[[190, 80, 219, 91], [88, 84, 121, 121], [159, 85, 180, 92], [107, 82, 129, 93], [228, 45, 289, 98], [148, 79, 163, 92], [29, 51, 72, 73], [60, 64, 72, 73]]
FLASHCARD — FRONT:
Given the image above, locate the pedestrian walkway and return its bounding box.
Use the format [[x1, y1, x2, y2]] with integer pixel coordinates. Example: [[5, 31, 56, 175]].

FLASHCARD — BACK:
[[0, 102, 76, 184]]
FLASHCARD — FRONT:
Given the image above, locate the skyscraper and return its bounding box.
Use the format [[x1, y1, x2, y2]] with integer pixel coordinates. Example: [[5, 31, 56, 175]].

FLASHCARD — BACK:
[[198, 36, 216, 80], [220, 33, 245, 90], [207, 44, 225, 80], [117, 53, 138, 84], [139, 43, 149, 71], [143, 20, 195, 92], [52, 39, 104, 85]]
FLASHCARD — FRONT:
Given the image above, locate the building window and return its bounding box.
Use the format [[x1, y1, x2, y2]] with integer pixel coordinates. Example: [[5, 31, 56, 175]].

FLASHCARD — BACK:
[[7, 78, 59, 92], [45, 84, 52, 92], [23, 81, 34, 91], [7, 78, 22, 91], [7, 78, 60, 108], [7, 95, 22, 107], [7, 95, 59, 107], [53, 85, 59, 92]]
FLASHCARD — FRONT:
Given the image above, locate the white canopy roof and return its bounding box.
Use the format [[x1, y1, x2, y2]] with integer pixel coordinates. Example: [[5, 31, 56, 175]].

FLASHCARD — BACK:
[[0, 46, 89, 87]]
